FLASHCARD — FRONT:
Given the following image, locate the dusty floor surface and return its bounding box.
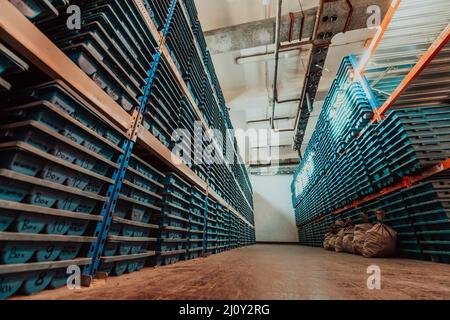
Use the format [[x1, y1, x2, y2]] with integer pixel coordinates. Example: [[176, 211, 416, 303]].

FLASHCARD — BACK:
[[13, 245, 450, 300]]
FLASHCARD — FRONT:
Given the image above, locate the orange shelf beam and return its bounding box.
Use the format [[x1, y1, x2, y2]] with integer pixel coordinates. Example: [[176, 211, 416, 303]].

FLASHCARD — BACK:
[[291, 159, 450, 227], [358, 0, 402, 74], [372, 24, 450, 122], [332, 158, 450, 217]]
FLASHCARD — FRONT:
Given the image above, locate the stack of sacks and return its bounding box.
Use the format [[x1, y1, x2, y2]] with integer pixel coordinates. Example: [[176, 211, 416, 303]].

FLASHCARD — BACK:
[[342, 219, 355, 253], [323, 211, 398, 259], [323, 221, 345, 251], [353, 213, 373, 255], [363, 210, 397, 258], [335, 219, 352, 252]]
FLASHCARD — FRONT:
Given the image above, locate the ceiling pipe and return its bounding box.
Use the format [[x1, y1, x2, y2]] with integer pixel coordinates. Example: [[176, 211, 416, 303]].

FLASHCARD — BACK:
[[251, 144, 296, 149], [292, 50, 316, 139], [343, 0, 353, 33], [299, 3, 305, 41], [272, 0, 326, 131], [235, 44, 310, 64], [271, 0, 312, 129], [275, 128, 297, 133], [279, 39, 313, 50], [276, 97, 302, 104], [247, 116, 293, 124], [292, 0, 325, 150], [234, 42, 307, 64], [271, 0, 283, 130], [288, 12, 295, 42], [233, 5, 314, 130]]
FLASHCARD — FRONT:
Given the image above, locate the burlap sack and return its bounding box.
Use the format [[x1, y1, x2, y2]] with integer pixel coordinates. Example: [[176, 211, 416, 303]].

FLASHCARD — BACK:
[[324, 221, 344, 251], [323, 232, 333, 250], [363, 223, 397, 258], [328, 234, 337, 250], [334, 228, 345, 252], [352, 223, 373, 255], [342, 226, 355, 253]]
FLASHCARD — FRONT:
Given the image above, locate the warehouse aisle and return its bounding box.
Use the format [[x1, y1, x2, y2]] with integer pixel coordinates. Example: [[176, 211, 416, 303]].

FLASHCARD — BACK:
[[13, 245, 450, 300]]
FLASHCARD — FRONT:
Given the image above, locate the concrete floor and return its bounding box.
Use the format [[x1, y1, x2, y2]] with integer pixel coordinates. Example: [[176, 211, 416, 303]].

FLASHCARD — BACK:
[[14, 245, 450, 300]]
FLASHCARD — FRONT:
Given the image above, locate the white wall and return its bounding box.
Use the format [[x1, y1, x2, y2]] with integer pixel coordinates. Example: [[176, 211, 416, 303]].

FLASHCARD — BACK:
[[251, 174, 298, 242]]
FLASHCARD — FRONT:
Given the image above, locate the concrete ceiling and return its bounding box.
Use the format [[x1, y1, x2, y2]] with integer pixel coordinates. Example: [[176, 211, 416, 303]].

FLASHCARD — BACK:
[[196, 0, 318, 32], [195, 0, 386, 169]]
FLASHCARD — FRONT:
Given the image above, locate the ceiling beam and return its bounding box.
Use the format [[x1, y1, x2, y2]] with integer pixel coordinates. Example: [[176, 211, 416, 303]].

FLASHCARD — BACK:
[[204, 0, 390, 55], [204, 8, 318, 54]]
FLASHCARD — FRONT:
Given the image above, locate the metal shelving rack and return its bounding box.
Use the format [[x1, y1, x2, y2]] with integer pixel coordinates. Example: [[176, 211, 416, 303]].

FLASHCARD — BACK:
[[0, 0, 255, 298], [306, 24, 450, 221], [0, 0, 253, 226], [332, 3, 450, 216], [293, 0, 450, 258]]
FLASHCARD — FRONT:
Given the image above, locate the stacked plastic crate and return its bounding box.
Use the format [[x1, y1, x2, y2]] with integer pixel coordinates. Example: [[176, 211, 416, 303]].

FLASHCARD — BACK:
[[246, 223, 254, 246], [162, 0, 254, 229], [233, 213, 240, 248], [99, 155, 163, 276], [171, 0, 254, 222], [293, 58, 374, 220], [401, 175, 450, 263], [230, 212, 239, 249], [222, 209, 231, 250], [186, 186, 206, 260], [216, 204, 228, 252], [0, 41, 29, 92], [205, 198, 219, 255], [10, 0, 70, 24], [144, 0, 173, 30], [292, 56, 450, 262], [152, 172, 190, 266], [381, 106, 450, 177], [144, 58, 184, 149], [38, 0, 156, 113], [164, 0, 255, 247], [0, 80, 126, 299]]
